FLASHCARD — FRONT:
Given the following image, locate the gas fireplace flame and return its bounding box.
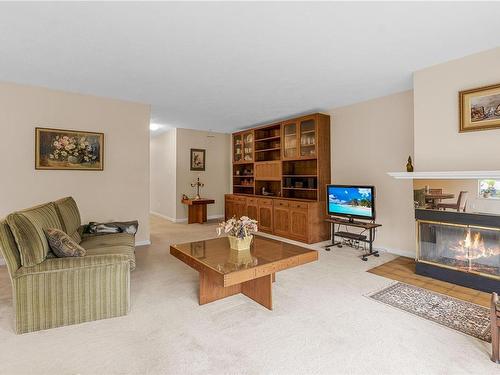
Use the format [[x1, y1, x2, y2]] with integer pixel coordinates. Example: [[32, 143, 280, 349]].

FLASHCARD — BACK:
[[451, 231, 500, 261]]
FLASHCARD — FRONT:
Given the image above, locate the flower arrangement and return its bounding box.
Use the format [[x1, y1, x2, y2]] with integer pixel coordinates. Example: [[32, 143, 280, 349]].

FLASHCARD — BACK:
[[216, 216, 258, 239], [48, 135, 97, 163]]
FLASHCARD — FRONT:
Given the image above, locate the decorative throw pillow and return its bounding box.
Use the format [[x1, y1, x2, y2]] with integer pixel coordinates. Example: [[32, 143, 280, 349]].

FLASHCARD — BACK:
[[85, 221, 139, 235], [45, 228, 86, 258]]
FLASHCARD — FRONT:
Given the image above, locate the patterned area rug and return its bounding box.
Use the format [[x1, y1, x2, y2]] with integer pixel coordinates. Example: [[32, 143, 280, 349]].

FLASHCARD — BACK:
[[369, 282, 491, 342]]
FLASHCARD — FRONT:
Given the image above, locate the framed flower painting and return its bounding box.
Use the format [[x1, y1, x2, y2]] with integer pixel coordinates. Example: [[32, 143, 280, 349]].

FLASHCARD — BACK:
[[35, 127, 104, 170]]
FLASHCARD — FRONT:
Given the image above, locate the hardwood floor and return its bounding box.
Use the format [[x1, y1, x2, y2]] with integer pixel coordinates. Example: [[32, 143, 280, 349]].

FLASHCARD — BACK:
[[368, 256, 491, 307]]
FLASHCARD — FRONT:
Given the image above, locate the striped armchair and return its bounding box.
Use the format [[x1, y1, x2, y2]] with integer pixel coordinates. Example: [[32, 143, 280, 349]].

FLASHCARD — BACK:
[[0, 197, 135, 334]]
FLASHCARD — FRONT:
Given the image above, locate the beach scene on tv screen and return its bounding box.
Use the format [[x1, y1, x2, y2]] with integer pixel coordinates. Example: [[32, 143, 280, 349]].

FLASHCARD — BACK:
[[328, 187, 373, 217]]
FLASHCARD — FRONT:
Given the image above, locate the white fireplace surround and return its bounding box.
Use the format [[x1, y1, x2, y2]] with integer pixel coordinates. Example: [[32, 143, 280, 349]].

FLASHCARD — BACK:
[[387, 170, 500, 179]]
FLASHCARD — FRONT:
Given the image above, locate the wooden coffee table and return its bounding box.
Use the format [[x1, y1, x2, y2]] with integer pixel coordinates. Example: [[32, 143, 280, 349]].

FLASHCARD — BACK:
[[170, 236, 318, 310]]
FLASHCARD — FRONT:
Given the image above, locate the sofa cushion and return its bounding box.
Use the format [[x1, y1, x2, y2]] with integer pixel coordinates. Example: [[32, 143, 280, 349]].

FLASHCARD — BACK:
[[7, 202, 64, 267], [45, 228, 86, 258], [54, 197, 82, 243], [80, 232, 135, 249], [14, 253, 129, 278], [83, 245, 136, 271]]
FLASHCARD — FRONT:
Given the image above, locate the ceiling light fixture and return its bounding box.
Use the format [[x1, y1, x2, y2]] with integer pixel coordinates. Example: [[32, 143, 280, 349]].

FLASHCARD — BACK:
[[149, 123, 162, 131]]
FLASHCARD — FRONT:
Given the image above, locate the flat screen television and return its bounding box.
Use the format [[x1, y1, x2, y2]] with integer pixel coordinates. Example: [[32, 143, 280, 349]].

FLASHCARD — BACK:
[[327, 185, 375, 221]]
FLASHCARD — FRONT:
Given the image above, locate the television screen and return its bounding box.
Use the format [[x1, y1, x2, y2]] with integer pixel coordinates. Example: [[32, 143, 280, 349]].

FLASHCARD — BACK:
[[327, 185, 375, 220]]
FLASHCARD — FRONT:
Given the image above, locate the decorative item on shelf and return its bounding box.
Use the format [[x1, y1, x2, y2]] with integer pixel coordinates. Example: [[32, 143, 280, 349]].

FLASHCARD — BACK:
[[235, 170, 240, 175], [191, 177, 204, 200], [295, 181, 304, 188], [190, 148, 206, 171], [406, 156, 414, 172], [35, 127, 104, 171], [261, 187, 275, 196], [182, 193, 189, 200], [459, 83, 500, 132], [216, 216, 258, 251]]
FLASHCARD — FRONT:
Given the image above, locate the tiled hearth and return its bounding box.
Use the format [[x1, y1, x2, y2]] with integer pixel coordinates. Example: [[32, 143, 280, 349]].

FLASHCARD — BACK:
[[368, 257, 490, 307]]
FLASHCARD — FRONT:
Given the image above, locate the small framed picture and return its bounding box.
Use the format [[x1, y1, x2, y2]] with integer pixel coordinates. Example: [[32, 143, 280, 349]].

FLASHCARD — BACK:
[[459, 83, 500, 132], [35, 127, 104, 170], [190, 148, 206, 171]]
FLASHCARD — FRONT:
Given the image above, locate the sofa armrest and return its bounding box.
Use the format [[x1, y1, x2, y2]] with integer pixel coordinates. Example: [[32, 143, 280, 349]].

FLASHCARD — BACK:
[[14, 254, 129, 279], [12, 253, 130, 334]]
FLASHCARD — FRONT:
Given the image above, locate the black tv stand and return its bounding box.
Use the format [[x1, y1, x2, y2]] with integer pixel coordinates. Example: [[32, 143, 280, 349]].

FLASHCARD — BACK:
[[323, 217, 382, 261]]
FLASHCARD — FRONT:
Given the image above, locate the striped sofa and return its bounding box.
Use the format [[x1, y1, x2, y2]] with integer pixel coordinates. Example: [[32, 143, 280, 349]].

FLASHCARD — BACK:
[[0, 197, 135, 334]]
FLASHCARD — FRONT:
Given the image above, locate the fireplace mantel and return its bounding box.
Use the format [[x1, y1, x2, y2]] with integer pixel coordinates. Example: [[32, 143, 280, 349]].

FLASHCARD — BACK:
[[387, 170, 500, 179]]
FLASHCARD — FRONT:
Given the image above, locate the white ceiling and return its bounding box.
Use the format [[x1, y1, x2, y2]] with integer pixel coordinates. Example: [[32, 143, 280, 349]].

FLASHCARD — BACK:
[[1, 2, 499, 133]]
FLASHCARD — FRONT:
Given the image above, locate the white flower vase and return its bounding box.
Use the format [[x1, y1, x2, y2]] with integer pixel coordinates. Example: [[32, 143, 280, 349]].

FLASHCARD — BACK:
[[228, 235, 253, 251]]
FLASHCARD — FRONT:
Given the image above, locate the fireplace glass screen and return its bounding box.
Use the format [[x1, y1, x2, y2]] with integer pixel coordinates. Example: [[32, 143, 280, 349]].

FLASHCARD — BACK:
[[418, 221, 500, 279]]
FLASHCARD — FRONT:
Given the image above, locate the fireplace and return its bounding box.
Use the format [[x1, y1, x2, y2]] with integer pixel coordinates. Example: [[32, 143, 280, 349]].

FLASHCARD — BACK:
[[415, 209, 500, 293]]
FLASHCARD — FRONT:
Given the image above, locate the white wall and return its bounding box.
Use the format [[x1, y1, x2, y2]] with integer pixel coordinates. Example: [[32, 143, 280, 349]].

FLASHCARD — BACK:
[[414, 47, 500, 171], [175, 128, 230, 220], [0, 81, 151, 243], [150, 129, 177, 220], [328, 91, 416, 256]]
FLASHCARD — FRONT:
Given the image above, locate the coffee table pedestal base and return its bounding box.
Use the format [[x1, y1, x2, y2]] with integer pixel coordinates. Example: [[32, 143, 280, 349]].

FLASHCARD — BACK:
[[199, 272, 275, 310]]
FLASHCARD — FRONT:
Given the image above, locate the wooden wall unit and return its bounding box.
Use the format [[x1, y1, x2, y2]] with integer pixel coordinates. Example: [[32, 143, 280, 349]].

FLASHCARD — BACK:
[[228, 113, 331, 244]]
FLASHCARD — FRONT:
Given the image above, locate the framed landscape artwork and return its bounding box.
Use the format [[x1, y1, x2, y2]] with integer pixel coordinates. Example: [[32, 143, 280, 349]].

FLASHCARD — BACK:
[[35, 127, 104, 170], [190, 148, 206, 171], [459, 83, 500, 132]]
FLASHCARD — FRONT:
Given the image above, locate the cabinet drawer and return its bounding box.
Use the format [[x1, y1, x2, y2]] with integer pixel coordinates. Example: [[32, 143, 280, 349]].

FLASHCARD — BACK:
[[233, 196, 247, 202], [247, 197, 258, 204], [274, 199, 289, 208], [290, 201, 308, 210], [257, 198, 273, 206]]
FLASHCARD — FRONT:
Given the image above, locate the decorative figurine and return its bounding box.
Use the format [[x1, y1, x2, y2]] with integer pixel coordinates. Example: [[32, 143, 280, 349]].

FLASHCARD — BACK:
[[191, 177, 204, 200], [406, 156, 414, 172], [182, 194, 189, 201]]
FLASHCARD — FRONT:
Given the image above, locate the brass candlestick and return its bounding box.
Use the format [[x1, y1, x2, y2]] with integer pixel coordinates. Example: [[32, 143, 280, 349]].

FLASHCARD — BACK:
[[191, 177, 204, 200]]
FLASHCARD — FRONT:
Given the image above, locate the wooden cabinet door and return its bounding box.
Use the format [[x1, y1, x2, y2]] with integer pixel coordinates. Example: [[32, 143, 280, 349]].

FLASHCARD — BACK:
[[273, 206, 290, 236], [246, 198, 258, 221], [242, 131, 254, 162], [298, 116, 317, 159], [225, 197, 235, 220], [235, 201, 247, 218], [233, 134, 243, 163], [282, 120, 299, 160], [290, 208, 308, 241], [257, 199, 273, 232]]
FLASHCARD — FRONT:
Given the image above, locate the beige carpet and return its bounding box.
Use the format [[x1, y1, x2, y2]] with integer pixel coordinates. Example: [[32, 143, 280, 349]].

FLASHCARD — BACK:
[[0, 215, 497, 374]]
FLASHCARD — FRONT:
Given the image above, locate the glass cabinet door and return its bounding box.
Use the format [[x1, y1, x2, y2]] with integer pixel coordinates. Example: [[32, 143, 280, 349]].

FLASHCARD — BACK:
[[299, 118, 316, 158], [242, 131, 254, 162], [233, 134, 243, 162], [282, 121, 298, 159]]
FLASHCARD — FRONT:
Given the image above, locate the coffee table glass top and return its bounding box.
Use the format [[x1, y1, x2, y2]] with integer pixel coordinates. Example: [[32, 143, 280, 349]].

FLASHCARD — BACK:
[[171, 236, 316, 274]]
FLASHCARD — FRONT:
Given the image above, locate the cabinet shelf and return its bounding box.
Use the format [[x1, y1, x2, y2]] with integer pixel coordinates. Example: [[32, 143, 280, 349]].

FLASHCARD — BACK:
[[255, 147, 281, 153], [283, 175, 317, 177], [282, 187, 317, 191], [255, 135, 280, 142]]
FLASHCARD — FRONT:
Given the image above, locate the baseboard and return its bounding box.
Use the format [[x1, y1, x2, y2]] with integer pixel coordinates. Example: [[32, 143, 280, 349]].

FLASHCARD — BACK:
[[150, 211, 176, 222], [377, 246, 414, 259], [135, 239, 151, 246]]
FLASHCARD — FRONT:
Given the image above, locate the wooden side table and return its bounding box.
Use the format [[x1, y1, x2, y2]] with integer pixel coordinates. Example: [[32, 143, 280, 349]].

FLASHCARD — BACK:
[[181, 198, 215, 224]]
